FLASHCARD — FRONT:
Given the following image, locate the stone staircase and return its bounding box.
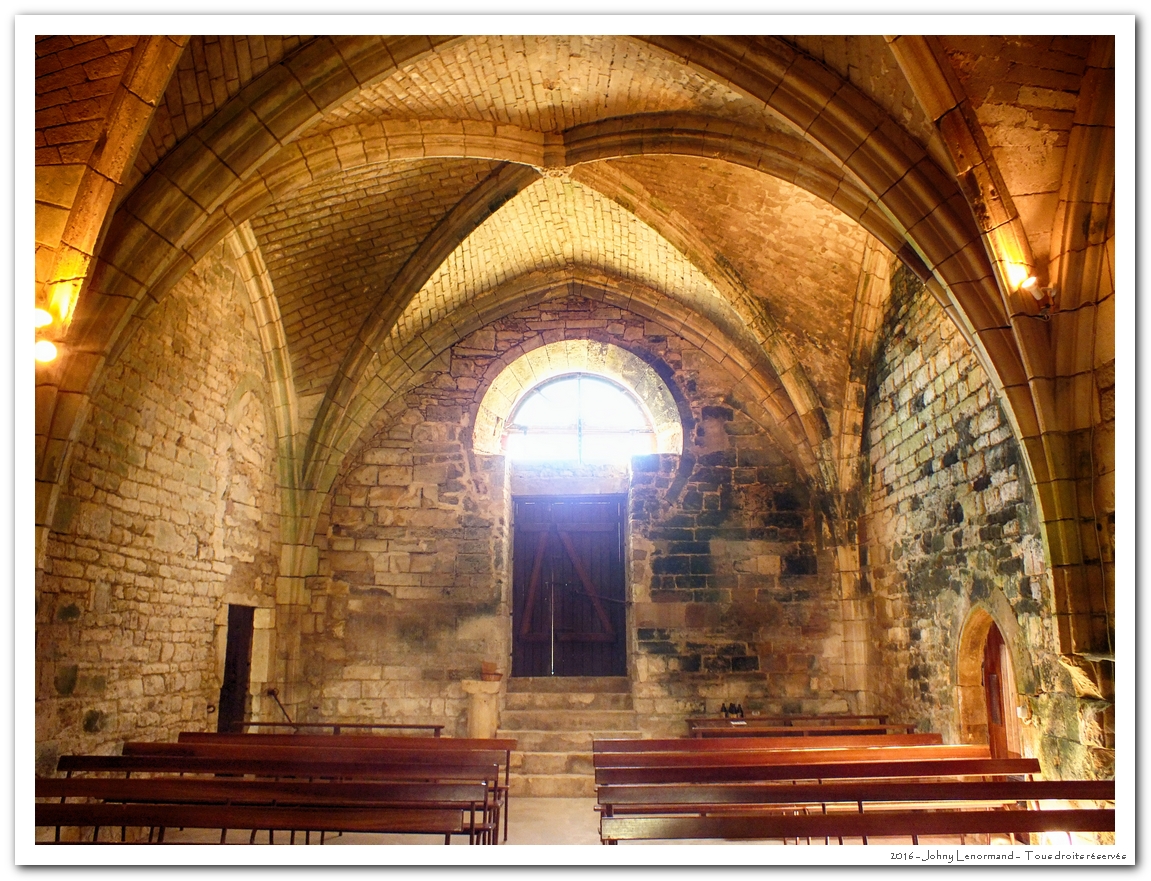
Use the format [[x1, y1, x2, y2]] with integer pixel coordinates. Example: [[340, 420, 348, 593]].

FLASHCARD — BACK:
[[498, 677, 641, 797]]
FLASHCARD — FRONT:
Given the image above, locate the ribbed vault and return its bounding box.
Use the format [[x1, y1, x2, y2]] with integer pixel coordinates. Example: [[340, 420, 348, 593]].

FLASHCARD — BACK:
[[313, 34, 786, 135], [34, 31, 1104, 604]]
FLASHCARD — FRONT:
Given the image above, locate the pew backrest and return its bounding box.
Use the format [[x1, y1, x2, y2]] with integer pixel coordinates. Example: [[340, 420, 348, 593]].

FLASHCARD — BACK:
[[178, 733, 517, 752], [121, 741, 507, 769], [691, 723, 919, 738], [598, 808, 1115, 843], [594, 756, 1042, 785], [37, 775, 493, 808], [594, 733, 943, 753], [593, 743, 990, 768], [596, 778, 1116, 811], [36, 802, 476, 843], [57, 753, 502, 782]]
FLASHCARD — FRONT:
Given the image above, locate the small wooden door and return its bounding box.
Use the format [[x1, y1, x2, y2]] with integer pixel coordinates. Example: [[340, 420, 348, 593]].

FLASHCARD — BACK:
[[217, 605, 255, 733], [982, 623, 1010, 759], [512, 495, 627, 677]]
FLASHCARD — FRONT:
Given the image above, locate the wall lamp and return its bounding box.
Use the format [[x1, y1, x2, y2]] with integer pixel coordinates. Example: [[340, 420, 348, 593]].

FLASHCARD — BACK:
[[35, 307, 60, 362], [1019, 275, 1058, 320]]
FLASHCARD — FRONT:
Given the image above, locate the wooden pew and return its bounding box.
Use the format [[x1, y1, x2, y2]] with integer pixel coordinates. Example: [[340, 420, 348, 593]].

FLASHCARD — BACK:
[[237, 721, 443, 736], [599, 808, 1115, 844], [594, 743, 992, 769], [57, 754, 500, 782], [131, 738, 516, 841], [689, 721, 920, 738], [37, 775, 495, 844], [590, 737, 1108, 847], [596, 778, 1116, 815], [177, 731, 516, 839], [121, 741, 507, 768], [594, 733, 943, 753], [51, 753, 503, 844], [36, 802, 476, 844], [595, 756, 1041, 786], [596, 777, 1114, 845], [689, 713, 890, 726]]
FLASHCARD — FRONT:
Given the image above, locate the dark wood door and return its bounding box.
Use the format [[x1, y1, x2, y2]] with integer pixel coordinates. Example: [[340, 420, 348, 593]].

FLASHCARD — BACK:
[[217, 605, 255, 733], [512, 495, 627, 677], [982, 622, 1009, 759]]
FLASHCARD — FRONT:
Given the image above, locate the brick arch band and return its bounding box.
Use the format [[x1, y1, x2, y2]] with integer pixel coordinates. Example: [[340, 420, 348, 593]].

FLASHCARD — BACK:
[[472, 339, 684, 457]]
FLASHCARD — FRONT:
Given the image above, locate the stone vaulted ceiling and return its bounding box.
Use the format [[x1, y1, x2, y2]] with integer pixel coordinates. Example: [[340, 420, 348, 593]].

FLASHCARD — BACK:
[[34, 31, 1117, 583], [227, 34, 884, 494]]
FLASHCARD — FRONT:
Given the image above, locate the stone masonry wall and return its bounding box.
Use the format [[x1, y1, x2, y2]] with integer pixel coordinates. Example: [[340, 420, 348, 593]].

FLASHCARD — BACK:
[[862, 265, 1106, 778], [629, 437, 845, 736], [302, 290, 843, 735], [35, 243, 281, 773]]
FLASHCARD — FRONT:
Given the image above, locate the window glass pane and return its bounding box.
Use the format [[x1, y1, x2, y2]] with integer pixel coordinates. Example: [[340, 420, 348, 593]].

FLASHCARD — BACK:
[[504, 373, 656, 463], [512, 382, 579, 428], [505, 429, 581, 461], [581, 431, 656, 462], [579, 377, 649, 430]]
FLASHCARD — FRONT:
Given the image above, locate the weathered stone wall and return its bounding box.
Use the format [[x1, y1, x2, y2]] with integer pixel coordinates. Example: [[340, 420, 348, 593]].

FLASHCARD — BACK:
[[302, 290, 842, 734], [862, 265, 1109, 778], [303, 385, 509, 735], [35, 243, 281, 772], [629, 438, 845, 734]]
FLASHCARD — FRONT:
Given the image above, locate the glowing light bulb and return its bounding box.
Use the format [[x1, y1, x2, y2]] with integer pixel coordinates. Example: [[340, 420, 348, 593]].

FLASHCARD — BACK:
[[34, 308, 53, 328], [34, 340, 58, 362], [1005, 263, 1032, 292]]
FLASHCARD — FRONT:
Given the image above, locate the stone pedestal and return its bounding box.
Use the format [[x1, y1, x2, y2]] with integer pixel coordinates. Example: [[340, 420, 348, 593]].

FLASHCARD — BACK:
[[461, 679, 502, 738]]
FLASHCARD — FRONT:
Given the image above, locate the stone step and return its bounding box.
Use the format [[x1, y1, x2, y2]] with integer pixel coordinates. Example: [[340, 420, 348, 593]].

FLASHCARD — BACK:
[[503, 690, 634, 711], [500, 708, 639, 731], [510, 774, 596, 798], [506, 676, 631, 694], [499, 729, 643, 753], [511, 751, 595, 776], [499, 679, 638, 801]]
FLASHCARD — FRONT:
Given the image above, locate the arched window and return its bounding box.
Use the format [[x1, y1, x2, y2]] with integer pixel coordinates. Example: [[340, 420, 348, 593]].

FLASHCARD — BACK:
[[503, 373, 656, 463]]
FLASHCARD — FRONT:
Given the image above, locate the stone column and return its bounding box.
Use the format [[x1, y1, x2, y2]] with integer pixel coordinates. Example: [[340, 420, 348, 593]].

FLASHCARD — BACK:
[[461, 679, 502, 738]]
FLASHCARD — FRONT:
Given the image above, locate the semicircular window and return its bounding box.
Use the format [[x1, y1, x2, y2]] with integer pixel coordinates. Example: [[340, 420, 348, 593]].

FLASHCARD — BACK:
[[504, 373, 656, 463]]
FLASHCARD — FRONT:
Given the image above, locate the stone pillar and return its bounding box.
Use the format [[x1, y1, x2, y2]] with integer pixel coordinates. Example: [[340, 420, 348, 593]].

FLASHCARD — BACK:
[[461, 679, 502, 738]]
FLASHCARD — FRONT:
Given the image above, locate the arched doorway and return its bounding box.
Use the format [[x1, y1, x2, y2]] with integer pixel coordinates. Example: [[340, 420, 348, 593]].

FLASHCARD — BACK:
[[982, 622, 1021, 758], [475, 340, 684, 679], [957, 608, 1023, 757]]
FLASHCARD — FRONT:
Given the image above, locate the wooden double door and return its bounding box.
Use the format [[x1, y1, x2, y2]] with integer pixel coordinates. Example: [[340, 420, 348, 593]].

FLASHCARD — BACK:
[[511, 495, 628, 678]]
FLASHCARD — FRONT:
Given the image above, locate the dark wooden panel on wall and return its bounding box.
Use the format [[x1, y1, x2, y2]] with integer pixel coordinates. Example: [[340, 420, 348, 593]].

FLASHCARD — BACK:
[[512, 495, 627, 677]]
